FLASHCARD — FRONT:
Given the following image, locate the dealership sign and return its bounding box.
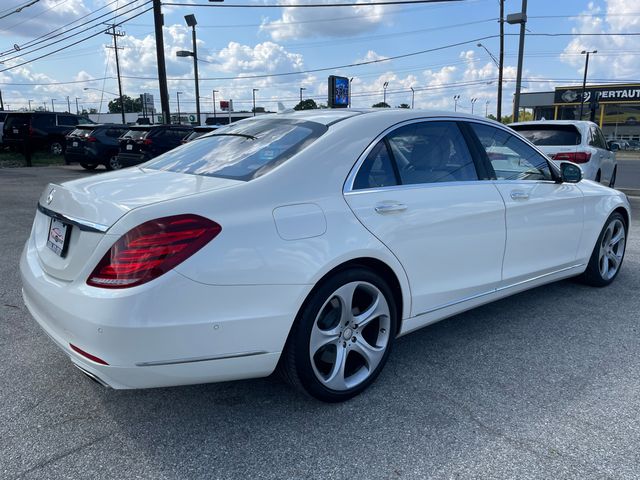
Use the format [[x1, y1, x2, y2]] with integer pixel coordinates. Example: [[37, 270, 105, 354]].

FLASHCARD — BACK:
[[555, 85, 640, 104]]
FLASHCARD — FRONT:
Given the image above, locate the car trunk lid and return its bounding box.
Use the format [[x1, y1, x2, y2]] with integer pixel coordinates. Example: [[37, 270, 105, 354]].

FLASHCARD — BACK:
[[34, 168, 241, 281]]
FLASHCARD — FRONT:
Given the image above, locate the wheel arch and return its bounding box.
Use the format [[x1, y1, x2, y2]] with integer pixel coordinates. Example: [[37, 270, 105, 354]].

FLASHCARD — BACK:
[[613, 205, 630, 229], [302, 256, 408, 336]]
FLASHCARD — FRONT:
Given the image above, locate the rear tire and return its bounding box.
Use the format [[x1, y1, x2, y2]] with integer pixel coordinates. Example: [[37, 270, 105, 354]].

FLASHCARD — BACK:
[[105, 155, 122, 171], [279, 268, 397, 402], [79, 162, 98, 170], [580, 212, 627, 287], [49, 141, 64, 155]]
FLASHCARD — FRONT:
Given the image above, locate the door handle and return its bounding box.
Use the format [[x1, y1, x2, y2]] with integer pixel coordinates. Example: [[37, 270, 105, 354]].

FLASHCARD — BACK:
[[510, 191, 529, 200], [375, 202, 407, 214]]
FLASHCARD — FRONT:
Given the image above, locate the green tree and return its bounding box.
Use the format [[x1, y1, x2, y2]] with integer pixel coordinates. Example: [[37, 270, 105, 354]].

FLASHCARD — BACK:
[[108, 95, 142, 114], [397, 103, 410, 109], [294, 99, 318, 110], [372, 102, 390, 108]]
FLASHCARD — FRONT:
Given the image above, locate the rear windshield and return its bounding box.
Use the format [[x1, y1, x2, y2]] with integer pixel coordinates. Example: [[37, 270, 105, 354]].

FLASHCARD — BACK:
[[122, 129, 149, 140], [69, 128, 91, 137], [144, 118, 327, 181], [512, 124, 581, 146]]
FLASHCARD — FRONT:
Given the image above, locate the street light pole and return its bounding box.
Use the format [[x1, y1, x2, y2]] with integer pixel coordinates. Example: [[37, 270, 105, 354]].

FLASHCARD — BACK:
[[176, 91, 182, 124], [75, 97, 80, 115], [182, 14, 201, 126], [471, 98, 478, 115], [498, 0, 504, 122], [508, 0, 528, 122], [485, 100, 490, 117], [252, 88, 258, 116], [212, 89, 218, 121], [410, 86, 415, 109], [453, 95, 460, 112], [51, 98, 55, 112], [299, 87, 306, 103], [28, 99, 32, 110], [66, 96, 71, 112], [383, 81, 389, 105], [579, 50, 597, 120]]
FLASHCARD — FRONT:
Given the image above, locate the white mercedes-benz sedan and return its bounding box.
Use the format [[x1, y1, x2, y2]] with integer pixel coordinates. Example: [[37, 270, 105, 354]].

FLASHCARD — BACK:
[[21, 109, 630, 402]]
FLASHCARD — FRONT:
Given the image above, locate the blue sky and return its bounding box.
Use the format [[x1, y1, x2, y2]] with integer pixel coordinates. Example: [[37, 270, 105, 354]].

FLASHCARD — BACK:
[[0, 0, 638, 115]]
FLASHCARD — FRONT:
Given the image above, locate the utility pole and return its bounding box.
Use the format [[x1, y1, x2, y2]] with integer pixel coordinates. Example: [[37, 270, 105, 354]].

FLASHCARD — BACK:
[[28, 99, 32, 110], [579, 50, 597, 120], [0, 90, 4, 110], [497, 0, 504, 122], [299, 87, 306, 103], [66, 96, 71, 112], [508, 0, 528, 122], [51, 98, 55, 112], [43, 101, 47, 111], [410, 86, 415, 108], [485, 100, 490, 117], [153, 0, 170, 124], [212, 89, 218, 121], [106, 25, 126, 124], [252, 88, 258, 116], [383, 81, 389, 105], [75, 97, 80, 115], [176, 91, 182, 124]]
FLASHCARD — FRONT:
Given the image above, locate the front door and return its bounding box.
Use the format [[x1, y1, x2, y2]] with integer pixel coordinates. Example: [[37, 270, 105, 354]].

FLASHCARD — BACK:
[[467, 122, 584, 285], [344, 120, 506, 317]]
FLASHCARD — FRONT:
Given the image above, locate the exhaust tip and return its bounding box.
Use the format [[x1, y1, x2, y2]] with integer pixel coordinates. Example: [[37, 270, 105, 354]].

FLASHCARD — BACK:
[[72, 363, 110, 388]]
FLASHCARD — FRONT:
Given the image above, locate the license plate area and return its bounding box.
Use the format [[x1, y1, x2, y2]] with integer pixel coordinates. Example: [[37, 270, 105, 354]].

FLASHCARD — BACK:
[[126, 144, 133, 150], [47, 217, 71, 257], [72, 141, 78, 147]]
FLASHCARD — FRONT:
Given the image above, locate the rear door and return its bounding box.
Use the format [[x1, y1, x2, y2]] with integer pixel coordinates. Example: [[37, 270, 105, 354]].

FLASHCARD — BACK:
[[468, 122, 584, 285], [591, 125, 615, 183], [344, 120, 506, 317]]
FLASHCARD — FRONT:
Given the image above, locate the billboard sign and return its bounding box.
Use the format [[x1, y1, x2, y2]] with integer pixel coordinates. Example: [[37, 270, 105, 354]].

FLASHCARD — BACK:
[[328, 75, 349, 108]]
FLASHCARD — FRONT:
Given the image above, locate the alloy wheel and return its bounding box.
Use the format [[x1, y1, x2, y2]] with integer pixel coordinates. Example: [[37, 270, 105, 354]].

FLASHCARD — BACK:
[[50, 142, 63, 155], [309, 281, 391, 391], [598, 218, 625, 280], [109, 155, 122, 170]]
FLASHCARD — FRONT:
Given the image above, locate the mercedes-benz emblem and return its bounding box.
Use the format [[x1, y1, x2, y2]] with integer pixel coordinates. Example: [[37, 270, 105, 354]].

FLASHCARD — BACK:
[[46, 188, 55, 205]]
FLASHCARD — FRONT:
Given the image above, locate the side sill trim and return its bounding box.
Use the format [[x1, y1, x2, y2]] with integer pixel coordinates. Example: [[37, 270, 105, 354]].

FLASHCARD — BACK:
[[37, 203, 110, 233], [135, 350, 268, 367], [414, 263, 584, 317]]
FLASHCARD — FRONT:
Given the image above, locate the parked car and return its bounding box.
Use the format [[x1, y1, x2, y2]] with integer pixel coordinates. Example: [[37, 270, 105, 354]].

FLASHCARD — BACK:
[[115, 125, 193, 169], [0, 111, 8, 146], [2, 111, 94, 155], [626, 140, 640, 150], [510, 120, 617, 187], [20, 110, 630, 402], [65, 124, 129, 170], [181, 125, 219, 144]]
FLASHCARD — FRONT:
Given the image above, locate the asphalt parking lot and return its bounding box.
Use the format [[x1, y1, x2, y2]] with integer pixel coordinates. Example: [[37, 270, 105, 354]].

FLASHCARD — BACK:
[[1, 166, 640, 480]]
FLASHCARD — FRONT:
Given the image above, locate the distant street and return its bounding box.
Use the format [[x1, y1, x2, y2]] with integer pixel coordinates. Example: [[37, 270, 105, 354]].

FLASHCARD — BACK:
[[617, 156, 640, 191]]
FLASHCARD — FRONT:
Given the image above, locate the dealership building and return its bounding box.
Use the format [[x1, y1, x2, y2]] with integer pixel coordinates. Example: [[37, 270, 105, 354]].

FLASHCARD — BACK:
[[519, 84, 640, 140]]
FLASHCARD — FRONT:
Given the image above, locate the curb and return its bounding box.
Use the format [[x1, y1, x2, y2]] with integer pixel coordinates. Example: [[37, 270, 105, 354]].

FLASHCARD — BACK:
[[619, 188, 640, 198]]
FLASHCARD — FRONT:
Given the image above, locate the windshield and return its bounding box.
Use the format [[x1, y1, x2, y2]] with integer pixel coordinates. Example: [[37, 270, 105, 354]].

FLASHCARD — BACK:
[[512, 124, 581, 146], [144, 118, 327, 181]]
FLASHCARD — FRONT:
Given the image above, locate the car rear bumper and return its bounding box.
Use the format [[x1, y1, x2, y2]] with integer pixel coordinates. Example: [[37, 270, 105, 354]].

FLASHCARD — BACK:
[[117, 152, 149, 167], [20, 238, 309, 389]]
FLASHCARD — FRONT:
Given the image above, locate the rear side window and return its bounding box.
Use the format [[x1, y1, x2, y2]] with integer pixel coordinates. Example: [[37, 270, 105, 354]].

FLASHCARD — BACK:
[[58, 115, 78, 126], [354, 141, 398, 189], [512, 124, 581, 146], [4, 114, 30, 129], [145, 118, 327, 181], [32, 115, 55, 128]]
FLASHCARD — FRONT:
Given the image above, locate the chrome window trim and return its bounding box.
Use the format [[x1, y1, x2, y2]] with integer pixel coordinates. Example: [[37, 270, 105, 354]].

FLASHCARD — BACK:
[[37, 203, 109, 233], [343, 115, 557, 195]]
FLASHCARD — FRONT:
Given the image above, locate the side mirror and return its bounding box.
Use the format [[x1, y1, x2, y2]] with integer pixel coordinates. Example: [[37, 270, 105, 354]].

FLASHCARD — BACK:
[[560, 162, 583, 183], [608, 141, 619, 151]]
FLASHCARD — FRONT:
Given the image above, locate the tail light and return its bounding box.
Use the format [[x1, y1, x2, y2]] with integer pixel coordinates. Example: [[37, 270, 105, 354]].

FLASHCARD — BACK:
[[87, 214, 221, 289], [143, 138, 153, 145], [551, 152, 591, 163], [86, 136, 97, 142]]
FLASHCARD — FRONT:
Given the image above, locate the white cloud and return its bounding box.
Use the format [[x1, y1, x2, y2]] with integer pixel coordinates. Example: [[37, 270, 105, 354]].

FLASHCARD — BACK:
[[355, 50, 389, 64], [0, 0, 91, 39], [260, 0, 389, 41], [561, 0, 640, 79]]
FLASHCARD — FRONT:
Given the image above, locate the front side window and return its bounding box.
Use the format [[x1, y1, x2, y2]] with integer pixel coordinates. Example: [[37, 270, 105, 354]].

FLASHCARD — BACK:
[[58, 115, 78, 126], [470, 123, 551, 181], [145, 118, 327, 181]]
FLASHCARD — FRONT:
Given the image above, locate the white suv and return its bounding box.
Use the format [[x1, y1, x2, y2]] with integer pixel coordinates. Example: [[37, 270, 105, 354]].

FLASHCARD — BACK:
[[510, 120, 617, 187]]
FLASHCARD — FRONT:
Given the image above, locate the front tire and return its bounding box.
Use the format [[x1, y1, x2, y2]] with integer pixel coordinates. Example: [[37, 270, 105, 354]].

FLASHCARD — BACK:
[[580, 212, 627, 287], [279, 268, 398, 402], [105, 155, 122, 170], [49, 141, 64, 155]]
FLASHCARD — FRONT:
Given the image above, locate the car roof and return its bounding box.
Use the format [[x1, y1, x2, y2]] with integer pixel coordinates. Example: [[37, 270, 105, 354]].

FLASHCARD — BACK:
[[254, 108, 504, 127], [510, 120, 598, 128]]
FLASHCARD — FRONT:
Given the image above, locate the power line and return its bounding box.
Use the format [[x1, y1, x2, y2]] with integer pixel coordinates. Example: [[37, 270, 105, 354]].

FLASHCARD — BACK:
[[0, 0, 39, 20], [0, 1, 151, 62], [0, 6, 153, 74], [162, 0, 464, 7]]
